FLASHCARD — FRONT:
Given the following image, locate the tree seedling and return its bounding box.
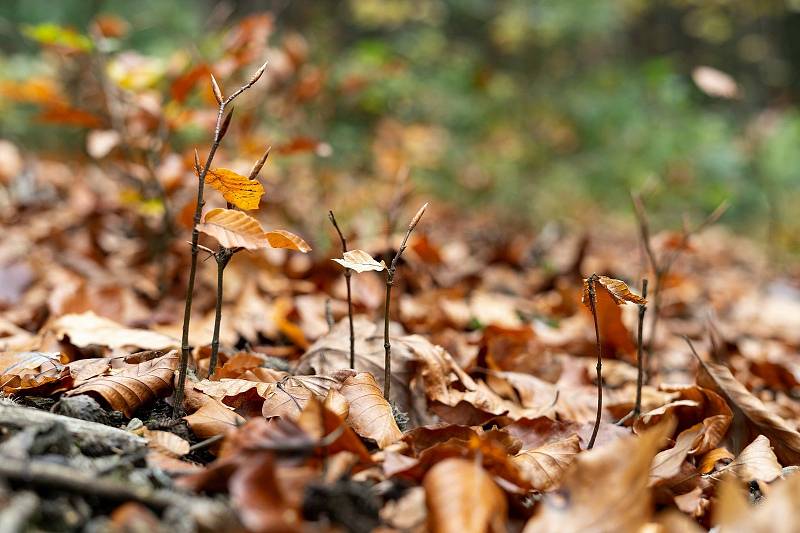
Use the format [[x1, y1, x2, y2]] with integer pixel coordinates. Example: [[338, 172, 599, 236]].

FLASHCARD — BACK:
[[382, 202, 427, 401], [328, 211, 356, 368], [631, 193, 728, 382], [582, 274, 646, 448], [174, 63, 311, 416], [617, 278, 648, 426]]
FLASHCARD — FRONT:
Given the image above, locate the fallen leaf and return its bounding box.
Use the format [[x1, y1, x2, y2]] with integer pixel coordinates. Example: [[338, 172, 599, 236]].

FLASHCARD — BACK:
[[424, 458, 507, 533], [523, 422, 672, 533], [66, 351, 179, 416], [143, 428, 190, 457], [332, 249, 387, 273], [697, 358, 800, 465], [338, 372, 402, 448], [512, 434, 581, 491], [53, 312, 178, 351], [205, 168, 265, 210], [720, 435, 783, 483], [183, 398, 245, 439]]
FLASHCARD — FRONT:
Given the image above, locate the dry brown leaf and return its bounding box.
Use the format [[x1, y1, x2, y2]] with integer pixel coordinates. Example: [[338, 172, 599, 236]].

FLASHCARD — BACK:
[[205, 168, 264, 210], [143, 428, 190, 457], [720, 435, 783, 483], [523, 422, 672, 533], [697, 358, 800, 465], [512, 434, 581, 491], [338, 372, 402, 448], [582, 275, 647, 307], [650, 424, 703, 487], [713, 473, 800, 532], [332, 249, 387, 273], [53, 312, 178, 351], [424, 457, 507, 533], [699, 447, 735, 474], [0, 351, 69, 394], [183, 398, 245, 439], [198, 208, 270, 250], [262, 375, 341, 419], [66, 351, 179, 417], [264, 230, 312, 252]]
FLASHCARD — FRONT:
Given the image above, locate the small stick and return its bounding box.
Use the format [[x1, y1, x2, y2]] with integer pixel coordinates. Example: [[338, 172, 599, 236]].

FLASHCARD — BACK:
[[383, 202, 427, 400], [617, 278, 649, 426], [586, 273, 603, 450], [208, 247, 236, 378], [328, 210, 355, 368], [174, 61, 268, 418]]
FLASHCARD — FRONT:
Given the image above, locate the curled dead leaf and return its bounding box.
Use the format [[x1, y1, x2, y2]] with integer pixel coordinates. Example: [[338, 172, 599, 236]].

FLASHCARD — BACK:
[[198, 208, 269, 250], [582, 275, 647, 307], [339, 372, 402, 448], [264, 230, 311, 252]]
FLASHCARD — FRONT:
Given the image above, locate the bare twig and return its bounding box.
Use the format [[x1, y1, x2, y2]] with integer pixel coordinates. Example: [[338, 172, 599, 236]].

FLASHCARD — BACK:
[[328, 210, 355, 369], [174, 61, 268, 418], [383, 202, 427, 400], [617, 278, 649, 426], [586, 273, 603, 450], [631, 193, 728, 384]]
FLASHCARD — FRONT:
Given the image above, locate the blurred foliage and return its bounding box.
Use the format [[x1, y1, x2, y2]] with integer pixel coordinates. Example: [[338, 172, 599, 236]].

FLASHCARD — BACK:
[[2, 0, 800, 251]]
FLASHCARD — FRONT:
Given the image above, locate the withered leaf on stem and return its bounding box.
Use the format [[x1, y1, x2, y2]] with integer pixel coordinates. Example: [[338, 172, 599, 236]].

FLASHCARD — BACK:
[[205, 168, 264, 210], [332, 250, 387, 273], [582, 276, 647, 307]]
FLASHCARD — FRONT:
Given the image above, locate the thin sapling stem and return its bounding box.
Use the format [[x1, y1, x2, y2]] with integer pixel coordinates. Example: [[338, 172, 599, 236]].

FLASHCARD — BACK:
[[383, 202, 427, 401], [328, 210, 355, 369], [617, 278, 649, 426], [208, 247, 236, 378], [586, 273, 603, 450], [174, 62, 268, 418]]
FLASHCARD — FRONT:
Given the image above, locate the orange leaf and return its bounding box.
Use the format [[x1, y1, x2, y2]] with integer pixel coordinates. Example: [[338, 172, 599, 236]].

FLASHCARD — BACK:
[[183, 398, 245, 440], [424, 458, 507, 533], [582, 276, 646, 307], [265, 230, 311, 252], [205, 168, 264, 210]]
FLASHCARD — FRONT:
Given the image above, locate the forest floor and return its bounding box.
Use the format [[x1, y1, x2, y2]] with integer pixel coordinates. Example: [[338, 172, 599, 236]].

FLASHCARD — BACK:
[[0, 159, 799, 532]]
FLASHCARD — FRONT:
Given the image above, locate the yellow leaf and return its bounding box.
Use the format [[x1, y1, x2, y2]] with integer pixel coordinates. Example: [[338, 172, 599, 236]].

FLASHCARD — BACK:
[[265, 230, 311, 253], [205, 168, 264, 210]]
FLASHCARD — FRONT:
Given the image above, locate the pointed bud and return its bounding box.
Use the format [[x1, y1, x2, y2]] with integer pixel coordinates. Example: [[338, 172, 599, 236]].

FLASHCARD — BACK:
[[408, 202, 428, 231], [249, 60, 269, 86], [218, 107, 234, 140], [210, 73, 223, 104], [248, 146, 271, 180], [193, 148, 201, 174]]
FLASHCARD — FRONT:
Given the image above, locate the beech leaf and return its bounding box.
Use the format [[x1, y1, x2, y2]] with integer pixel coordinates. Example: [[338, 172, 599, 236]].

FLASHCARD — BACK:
[[65, 351, 179, 417], [198, 208, 270, 250], [424, 458, 507, 533], [582, 275, 647, 307], [264, 229, 311, 252], [339, 372, 403, 448], [332, 249, 387, 273], [512, 434, 581, 491], [205, 168, 264, 210]]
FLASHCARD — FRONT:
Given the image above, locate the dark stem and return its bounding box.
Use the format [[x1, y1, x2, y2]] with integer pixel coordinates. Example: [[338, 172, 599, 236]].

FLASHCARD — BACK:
[[645, 273, 662, 381], [633, 279, 649, 417], [174, 105, 224, 417], [173, 64, 268, 418], [328, 211, 355, 368], [208, 248, 233, 378], [586, 273, 603, 450], [383, 203, 427, 400]]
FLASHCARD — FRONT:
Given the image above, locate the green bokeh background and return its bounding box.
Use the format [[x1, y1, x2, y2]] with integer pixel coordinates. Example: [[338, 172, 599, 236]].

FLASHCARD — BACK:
[[2, 0, 800, 251]]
